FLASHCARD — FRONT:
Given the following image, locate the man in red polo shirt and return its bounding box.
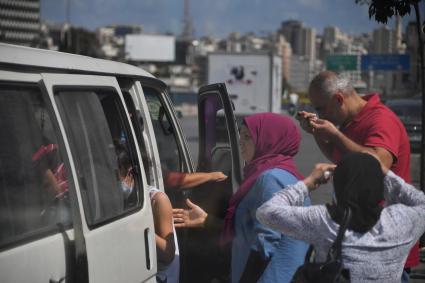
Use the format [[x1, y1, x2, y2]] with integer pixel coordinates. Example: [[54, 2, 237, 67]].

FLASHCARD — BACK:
[[297, 71, 417, 282]]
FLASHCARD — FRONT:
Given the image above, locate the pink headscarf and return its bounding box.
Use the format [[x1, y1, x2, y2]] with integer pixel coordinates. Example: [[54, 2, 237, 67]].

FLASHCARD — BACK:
[[221, 113, 303, 244]]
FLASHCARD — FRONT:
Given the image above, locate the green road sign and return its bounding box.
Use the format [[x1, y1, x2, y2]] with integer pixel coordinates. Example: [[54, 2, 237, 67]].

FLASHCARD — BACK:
[[326, 55, 358, 71]]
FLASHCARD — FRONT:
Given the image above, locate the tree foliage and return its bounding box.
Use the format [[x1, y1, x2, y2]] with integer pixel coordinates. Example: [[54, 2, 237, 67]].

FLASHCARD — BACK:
[[355, 0, 420, 24]]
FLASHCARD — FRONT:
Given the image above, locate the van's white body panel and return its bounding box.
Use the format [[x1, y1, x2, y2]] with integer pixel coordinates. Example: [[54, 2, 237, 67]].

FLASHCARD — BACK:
[[0, 43, 153, 78], [0, 44, 159, 283]]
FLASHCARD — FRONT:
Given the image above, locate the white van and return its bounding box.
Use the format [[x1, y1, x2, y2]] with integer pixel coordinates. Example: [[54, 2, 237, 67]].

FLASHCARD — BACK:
[[0, 43, 243, 283]]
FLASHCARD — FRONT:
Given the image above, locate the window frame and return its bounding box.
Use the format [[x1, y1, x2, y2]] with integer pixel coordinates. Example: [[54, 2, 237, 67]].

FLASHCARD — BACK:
[[42, 73, 149, 230], [140, 79, 193, 174]]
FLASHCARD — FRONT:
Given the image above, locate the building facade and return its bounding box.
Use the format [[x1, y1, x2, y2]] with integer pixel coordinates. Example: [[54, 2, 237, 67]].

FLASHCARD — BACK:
[[279, 20, 315, 62], [0, 0, 40, 46]]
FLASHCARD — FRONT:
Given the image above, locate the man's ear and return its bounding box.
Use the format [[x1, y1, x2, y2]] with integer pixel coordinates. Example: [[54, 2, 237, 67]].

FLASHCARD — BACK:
[[335, 92, 344, 106]]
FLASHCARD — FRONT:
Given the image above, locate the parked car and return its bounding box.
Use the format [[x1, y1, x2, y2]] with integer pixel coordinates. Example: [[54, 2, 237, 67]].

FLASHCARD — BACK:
[[386, 98, 422, 153], [0, 43, 243, 283]]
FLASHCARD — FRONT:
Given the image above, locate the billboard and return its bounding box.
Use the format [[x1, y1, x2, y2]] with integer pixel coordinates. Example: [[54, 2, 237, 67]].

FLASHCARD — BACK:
[[326, 55, 358, 71], [125, 34, 175, 62], [361, 54, 410, 71]]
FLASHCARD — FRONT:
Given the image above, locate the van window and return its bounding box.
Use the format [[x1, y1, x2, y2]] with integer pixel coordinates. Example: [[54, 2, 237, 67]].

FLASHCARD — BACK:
[[143, 86, 182, 173], [122, 91, 151, 184], [55, 89, 143, 227], [198, 94, 232, 176], [0, 84, 72, 247]]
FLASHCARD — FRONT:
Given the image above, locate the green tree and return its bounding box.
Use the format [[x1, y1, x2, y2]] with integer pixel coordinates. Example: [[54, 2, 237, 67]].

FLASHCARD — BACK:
[[356, 0, 425, 191]]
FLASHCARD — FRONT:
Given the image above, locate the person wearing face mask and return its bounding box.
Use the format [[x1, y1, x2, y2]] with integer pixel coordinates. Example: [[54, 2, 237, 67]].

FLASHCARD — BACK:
[[116, 145, 178, 283], [116, 146, 137, 207], [257, 152, 425, 283], [173, 113, 310, 283]]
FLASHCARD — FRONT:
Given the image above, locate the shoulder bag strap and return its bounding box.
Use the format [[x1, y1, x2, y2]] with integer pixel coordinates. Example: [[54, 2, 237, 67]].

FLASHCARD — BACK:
[[327, 207, 352, 261]]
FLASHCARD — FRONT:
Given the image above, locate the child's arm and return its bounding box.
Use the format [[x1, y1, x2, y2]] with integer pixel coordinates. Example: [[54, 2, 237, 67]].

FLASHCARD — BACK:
[[151, 191, 175, 265]]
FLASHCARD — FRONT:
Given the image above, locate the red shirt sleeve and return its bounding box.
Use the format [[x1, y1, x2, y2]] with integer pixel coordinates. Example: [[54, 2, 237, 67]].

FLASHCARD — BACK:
[[163, 170, 186, 190]]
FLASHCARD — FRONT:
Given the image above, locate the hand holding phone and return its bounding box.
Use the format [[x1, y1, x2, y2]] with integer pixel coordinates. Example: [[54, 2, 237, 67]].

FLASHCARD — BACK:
[[296, 111, 318, 133]]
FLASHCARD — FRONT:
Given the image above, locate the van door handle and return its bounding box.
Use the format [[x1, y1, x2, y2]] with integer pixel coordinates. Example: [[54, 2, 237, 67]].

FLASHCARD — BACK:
[[49, 277, 65, 283], [144, 228, 152, 270]]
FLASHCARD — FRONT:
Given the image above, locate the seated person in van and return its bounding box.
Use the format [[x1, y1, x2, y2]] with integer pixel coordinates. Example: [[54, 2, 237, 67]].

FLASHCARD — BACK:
[[33, 139, 71, 223], [116, 145, 178, 283], [116, 145, 137, 208], [32, 138, 68, 198]]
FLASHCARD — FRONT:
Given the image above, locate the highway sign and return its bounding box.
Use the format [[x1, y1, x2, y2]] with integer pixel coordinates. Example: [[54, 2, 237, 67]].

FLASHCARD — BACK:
[[361, 54, 410, 71], [326, 55, 358, 71]]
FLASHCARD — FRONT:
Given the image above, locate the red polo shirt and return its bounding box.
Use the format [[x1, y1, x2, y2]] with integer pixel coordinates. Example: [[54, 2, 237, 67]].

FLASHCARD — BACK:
[[333, 94, 418, 267]]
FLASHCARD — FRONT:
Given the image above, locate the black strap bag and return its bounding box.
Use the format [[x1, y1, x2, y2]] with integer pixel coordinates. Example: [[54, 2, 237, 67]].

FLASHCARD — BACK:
[[291, 208, 351, 283]]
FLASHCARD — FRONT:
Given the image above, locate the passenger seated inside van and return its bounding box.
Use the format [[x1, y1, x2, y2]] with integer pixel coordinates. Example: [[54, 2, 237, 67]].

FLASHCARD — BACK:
[[33, 139, 70, 223], [116, 145, 136, 208], [32, 139, 68, 198], [0, 88, 71, 244], [116, 145, 178, 283]]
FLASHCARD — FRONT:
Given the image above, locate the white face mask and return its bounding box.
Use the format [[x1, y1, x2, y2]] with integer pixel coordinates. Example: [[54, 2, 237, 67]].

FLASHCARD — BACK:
[[121, 181, 134, 198]]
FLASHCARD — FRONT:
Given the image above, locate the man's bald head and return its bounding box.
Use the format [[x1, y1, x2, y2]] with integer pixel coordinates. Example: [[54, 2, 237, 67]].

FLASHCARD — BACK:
[[307, 71, 356, 125], [308, 71, 354, 99]]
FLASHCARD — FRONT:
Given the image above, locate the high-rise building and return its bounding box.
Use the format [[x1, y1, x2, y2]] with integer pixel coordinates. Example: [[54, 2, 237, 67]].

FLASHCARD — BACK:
[[279, 20, 315, 61], [0, 0, 40, 46], [323, 26, 340, 47], [275, 35, 292, 83], [303, 27, 316, 61], [370, 22, 411, 97], [372, 26, 394, 53], [289, 55, 315, 92], [394, 16, 403, 53]]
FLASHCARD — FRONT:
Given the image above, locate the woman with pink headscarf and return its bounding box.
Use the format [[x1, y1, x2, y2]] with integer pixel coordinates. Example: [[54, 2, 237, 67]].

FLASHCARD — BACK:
[[174, 113, 310, 283]]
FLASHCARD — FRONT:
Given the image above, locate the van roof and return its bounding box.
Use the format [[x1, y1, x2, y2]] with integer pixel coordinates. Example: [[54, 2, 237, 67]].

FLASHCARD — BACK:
[[0, 43, 154, 78]]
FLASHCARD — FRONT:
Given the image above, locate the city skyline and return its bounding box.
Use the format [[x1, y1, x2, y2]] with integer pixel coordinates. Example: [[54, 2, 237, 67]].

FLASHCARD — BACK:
[[40, 0, 416, 37]]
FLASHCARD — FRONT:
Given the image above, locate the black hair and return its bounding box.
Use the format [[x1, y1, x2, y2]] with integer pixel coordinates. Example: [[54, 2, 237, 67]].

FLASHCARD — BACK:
[[115, 143, 131, 177], [327, 152, 384, 233]]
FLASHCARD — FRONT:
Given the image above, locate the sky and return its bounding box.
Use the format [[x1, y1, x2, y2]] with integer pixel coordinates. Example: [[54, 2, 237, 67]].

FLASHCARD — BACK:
[[40, 0, 416, 37]]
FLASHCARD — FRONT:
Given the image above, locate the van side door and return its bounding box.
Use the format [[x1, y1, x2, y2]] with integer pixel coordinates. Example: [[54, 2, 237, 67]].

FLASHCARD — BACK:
[[42, 74, 156, 283], [180, 83, 243, 283]]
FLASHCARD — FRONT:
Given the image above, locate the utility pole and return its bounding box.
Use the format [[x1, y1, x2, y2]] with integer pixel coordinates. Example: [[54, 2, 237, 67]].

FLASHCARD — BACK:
[[412, 2, 425, 192]]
